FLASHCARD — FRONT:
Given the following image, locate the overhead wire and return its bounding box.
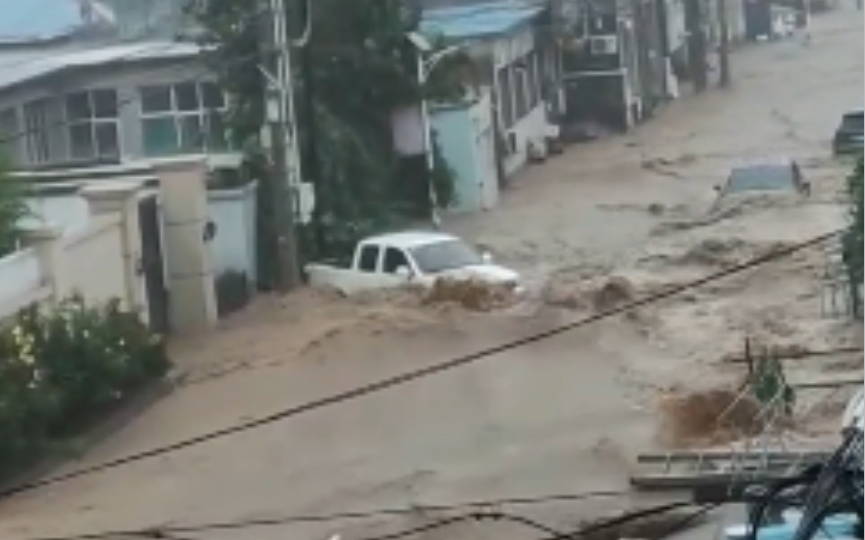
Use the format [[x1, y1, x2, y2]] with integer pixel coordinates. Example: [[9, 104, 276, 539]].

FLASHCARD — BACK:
[[353, 511, 567, 540], [14, 489, 628, 540], [0, 228, 842, 505], [91, 504, 719, 540], [540, 501, 701, 540]]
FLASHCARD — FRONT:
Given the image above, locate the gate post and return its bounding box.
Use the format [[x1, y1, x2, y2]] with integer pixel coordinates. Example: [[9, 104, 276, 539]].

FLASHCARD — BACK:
[[153, 156, 218, 333], [80, 180, 146, 318]]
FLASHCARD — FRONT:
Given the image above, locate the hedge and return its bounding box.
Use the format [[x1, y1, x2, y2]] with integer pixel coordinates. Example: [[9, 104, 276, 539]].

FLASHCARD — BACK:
[[0, 296, 170, 479]]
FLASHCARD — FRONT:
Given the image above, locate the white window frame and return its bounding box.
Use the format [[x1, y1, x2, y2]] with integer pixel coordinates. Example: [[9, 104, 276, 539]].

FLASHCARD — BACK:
[[138, 81, 229, 156], [23, 99, 51, 164], [64, 88, 122, 161]]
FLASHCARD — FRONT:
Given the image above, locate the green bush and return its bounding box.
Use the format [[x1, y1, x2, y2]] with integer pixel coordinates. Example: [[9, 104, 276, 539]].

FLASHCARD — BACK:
[[0, 162, 29, 256], [0, 296, 170, 477]]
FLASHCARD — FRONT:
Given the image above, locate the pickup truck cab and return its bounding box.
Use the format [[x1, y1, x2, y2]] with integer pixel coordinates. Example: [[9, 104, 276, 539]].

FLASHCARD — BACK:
[[305, 231, 521, 295]]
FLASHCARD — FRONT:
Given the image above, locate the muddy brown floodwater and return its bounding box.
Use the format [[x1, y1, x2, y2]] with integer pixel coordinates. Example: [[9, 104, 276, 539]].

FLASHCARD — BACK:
[[0, 10, 862, 540]]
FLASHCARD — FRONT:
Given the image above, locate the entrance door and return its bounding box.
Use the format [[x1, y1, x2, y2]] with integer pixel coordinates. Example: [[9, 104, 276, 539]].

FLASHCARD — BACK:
[[138, 195, 170, 333]]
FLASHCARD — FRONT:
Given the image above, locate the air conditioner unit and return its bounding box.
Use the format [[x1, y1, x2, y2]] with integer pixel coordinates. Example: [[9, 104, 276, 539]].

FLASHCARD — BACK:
[[589, 35, 619, 55]]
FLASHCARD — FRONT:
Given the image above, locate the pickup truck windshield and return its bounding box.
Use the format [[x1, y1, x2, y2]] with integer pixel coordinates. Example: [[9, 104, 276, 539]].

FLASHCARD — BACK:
[[410, 240, 482, 274]]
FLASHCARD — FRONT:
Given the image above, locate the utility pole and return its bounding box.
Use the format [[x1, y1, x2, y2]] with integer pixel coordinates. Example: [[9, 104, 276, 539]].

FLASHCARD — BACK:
[[298, 25, 323, 252], [717, 0, 731, 87], [260, 0, 303, 291]]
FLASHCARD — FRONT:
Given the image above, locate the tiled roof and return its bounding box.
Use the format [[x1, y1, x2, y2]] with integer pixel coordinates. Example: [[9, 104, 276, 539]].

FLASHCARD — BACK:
[[0, 0, 83, 42], [420, 1, 544, 39], [0, 41, 202, 91]]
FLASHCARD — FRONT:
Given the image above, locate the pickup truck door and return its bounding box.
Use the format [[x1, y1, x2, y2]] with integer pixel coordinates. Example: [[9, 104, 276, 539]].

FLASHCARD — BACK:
[[379, 246, 414, 285], [342, 244, 411, 291]]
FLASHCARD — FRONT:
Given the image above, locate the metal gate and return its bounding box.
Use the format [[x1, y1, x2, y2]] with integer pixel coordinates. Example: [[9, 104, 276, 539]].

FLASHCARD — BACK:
[[138, 195, 170, 333]]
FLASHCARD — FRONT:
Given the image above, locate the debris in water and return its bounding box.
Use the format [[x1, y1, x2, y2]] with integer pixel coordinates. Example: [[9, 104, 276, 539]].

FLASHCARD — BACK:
[[423, 278, 516, 312], [592, 276, 636, 312], [659, 387, 766, 445]]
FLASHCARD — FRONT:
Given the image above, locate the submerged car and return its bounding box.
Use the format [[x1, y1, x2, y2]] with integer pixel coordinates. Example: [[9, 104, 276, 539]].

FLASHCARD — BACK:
[[718, 158, 810, 195], [833, 110, 863, 155], [713, 158, 810, 210]]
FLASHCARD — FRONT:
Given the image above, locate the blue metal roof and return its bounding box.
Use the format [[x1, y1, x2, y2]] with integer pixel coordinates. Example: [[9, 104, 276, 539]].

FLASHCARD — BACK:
[[0, 0, 83, 42], [420, 1, 544, 40]]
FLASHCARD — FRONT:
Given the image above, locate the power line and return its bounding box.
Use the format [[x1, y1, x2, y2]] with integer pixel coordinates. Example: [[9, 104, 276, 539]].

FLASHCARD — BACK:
[[356, 511, 566, 540], [361, 516, 470, 540], [366, 502, 709, 540], [0, 228, 841, 502], [541, 501, 697, 540], [15, 490, 628, 540]]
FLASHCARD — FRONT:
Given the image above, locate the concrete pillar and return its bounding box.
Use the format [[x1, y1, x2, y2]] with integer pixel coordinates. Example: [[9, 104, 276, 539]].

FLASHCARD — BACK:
[[153, 156, 217, 333], [20, 226, 66, 303], [80, 179, 147, 317]]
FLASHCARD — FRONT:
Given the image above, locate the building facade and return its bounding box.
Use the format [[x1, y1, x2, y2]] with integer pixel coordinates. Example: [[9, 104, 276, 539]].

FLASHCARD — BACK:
[[0, 42, 229, 170], [420, 1, 559, 180]]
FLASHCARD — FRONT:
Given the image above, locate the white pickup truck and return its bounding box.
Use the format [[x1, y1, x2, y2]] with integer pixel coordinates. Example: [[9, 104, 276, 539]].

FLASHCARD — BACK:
[[305, 231, 522, 295]]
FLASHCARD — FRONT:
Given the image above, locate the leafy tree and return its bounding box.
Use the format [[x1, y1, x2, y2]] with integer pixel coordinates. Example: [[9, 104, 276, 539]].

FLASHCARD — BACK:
[[0, 160, 28, 256], [842, 155, 863, 318], [191, 0, 465, 262]]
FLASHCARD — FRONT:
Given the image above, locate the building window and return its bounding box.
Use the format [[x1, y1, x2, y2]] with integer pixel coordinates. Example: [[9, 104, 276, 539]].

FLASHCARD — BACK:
[[0, 108, 19, 161], [65, 89, 121, 160], [514, 59, 529, 121], [139, 81, 229, 157], [527, 51, 541, 109], [497, 66, 515, 130], [23, 99, 50, 164]]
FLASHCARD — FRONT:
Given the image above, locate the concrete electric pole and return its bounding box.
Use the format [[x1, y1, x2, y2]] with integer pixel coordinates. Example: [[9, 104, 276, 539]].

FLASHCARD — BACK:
[[260, 0, 303, 291], [717, 0, 731, 87]]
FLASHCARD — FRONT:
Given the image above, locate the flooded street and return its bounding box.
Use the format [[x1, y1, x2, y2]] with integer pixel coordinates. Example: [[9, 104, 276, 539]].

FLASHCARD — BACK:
[[0, 8, 862, 540]]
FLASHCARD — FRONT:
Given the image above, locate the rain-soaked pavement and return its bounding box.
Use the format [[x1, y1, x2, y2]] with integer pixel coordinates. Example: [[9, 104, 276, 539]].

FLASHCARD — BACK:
[[0, 8, 861, 540]]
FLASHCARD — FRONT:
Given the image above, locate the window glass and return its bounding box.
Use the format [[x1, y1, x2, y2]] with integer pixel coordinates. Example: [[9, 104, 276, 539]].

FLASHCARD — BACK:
[[383, 248, 409, 274], [69, 123, 94, 159], [95, 123, 120, 157], [140, 86, 172, 113], [205, 111, 228, 150], [0, 109, 18, 158], [515, 64, 528, 120], [201, 82, 225, 109], [178, 115, 203, 151], [498, 67, 514, 129], [357, 245, 380, 272], [527, 52, 540, 108], [92, 89, 119, 118], [175, 82, 200, 112], [142, 117, 179, 156], [65, 92, 92, 121], [23, 100, 49, 163], [410, 240, 481, 274]]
